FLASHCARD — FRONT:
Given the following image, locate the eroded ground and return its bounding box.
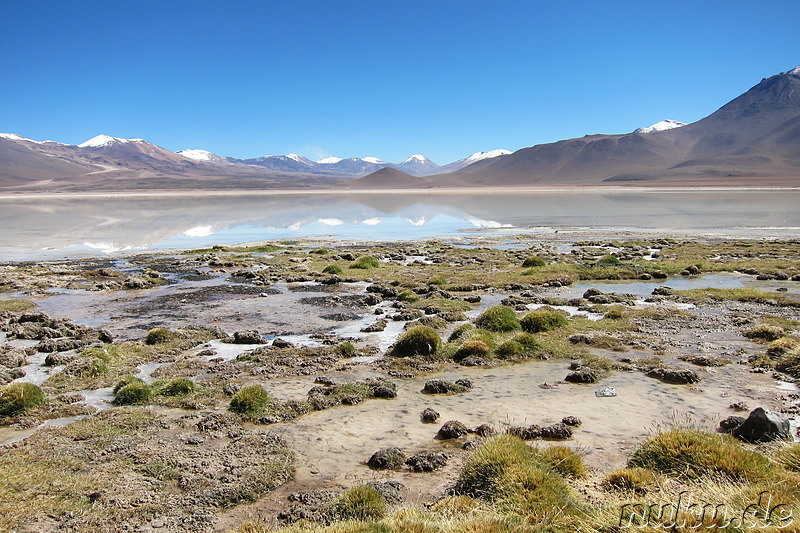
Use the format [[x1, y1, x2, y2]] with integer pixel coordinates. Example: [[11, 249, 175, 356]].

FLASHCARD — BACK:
[[1, 236, 800, 532]]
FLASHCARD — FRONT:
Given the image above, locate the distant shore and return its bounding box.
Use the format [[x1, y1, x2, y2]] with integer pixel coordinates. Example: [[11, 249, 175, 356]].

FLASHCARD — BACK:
[[1, 184, 799, 200]]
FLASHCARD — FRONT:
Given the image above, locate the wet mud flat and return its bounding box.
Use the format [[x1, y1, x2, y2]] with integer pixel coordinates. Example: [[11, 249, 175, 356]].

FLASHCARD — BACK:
[[1, 236, 800, 532]]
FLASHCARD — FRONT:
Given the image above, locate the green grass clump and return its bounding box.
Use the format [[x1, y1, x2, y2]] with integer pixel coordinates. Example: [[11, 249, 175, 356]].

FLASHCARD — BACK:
[[0, 299, 36, 313], [520, 308, 568, 333], [113, 382, 152, 405], [334, 485, 388, 522], [427, 275, 448, 286], [311, 248, 329, 255], [350, 256, 380, 269], [390, 326, 441, 357], [596, 254, 620, 265], [453, 339, 491, 362], [448, 323, 475, 342], [452, 435, 579, 524], [475, 306, 520, 332], [495, 340, 524, 360], [535, 446, 587, 479], [397, 289, 420, 303], [0, 382, 46, 417], [522, 256, 546, 268], [767, 336, 800, 357], [113, 375, 144, 393], [337, 341, 357, 357], [157, 378, 195, 396], [229, 385, 272, 415], [776, 349, 800, 378], [628, 428, 771, 482], [145, 327, 173, 345], [601, 467, 658, 493], [675, 288, 798, 306], [322, 264, 343, 275]]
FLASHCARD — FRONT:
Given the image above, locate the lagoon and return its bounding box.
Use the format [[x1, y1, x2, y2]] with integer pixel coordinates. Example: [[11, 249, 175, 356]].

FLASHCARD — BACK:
[[1, 189, 798, 260]]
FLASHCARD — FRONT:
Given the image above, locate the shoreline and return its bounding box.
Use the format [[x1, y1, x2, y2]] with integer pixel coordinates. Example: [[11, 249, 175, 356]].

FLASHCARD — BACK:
[[1, 184, 800, 200]]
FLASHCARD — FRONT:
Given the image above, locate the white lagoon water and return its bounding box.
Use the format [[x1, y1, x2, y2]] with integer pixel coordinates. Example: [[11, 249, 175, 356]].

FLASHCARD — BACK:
[[0, 190, 798, 260]]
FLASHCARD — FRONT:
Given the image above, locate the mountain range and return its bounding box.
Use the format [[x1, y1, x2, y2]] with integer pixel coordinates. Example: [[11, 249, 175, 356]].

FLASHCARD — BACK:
[[1, 66, 798, 191]]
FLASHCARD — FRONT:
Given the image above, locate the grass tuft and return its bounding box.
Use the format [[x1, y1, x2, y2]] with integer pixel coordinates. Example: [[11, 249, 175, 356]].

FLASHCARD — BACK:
[[474, 306, 520, 332]]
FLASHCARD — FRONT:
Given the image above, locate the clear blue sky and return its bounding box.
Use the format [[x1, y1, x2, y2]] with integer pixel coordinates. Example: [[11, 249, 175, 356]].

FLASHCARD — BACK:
[[2, 1, 798, 164]]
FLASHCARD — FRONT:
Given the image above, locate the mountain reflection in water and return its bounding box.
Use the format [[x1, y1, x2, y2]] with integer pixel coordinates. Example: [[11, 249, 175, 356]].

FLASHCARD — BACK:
[[0, 190, 798, 259]]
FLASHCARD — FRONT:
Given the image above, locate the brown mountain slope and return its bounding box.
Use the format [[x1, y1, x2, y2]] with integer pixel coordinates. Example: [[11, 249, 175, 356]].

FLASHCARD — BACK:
[[443, 67, 800, 187], [341, 167, 434, 188]]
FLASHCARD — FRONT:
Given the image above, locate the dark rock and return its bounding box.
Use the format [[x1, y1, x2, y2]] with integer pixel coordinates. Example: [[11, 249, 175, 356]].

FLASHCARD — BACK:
[[583, 288, 604, 298], [732, 407, 791, 443], [365, 481, 405, 504], [508, 425, 542, 440], [646, 368, 701, 384], [458, 356, 490, 366], [372, 385, 397, 399], [652, 286, 673, 296], [405, 452, 448, 472], [98, 329, 114, 343], [462, 440, 479, 451], [564, 369, 598, 384], [540, 422, 573, 440], [561, 416, 582, 427], [44, 352, 75, 366], [568, 334, 592, 344], [420, 407, 440, 423], [436, 420, 469, 439], [729, 401, 749, 411], [232, 330, 265, 344], [652, 270, 668, 279], [367, 447, 406, 470], [719, 415, 746, 432], [423, 379, 471, 394], [472, 424, 496, 437], [361, 319, 387, 333], [314, 376, 336, 386], [272, 338, 295, 348], [341, 395, 362, 405]]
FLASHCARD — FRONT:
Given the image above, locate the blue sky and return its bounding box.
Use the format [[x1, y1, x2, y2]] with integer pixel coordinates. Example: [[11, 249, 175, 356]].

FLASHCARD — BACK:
[[2, 1, 798, 164]]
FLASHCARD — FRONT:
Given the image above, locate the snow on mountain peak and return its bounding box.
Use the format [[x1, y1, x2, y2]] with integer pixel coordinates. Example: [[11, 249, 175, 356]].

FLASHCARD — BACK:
[[177, 149, 218, 162], [317, 156, 343, 164], [464, 149, 512, 163], [362, 157, 384, 164], [286, 153, 312, 165], [785, 66, 800, 76], [78, 134, 145, 148], [0, 133, 43, 144], [634, 119, 686, 134], [402, 154, 429, 164]]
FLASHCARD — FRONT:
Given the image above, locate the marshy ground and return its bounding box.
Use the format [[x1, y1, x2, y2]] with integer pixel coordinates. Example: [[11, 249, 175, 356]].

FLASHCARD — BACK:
[[1, 234, 800, 532]]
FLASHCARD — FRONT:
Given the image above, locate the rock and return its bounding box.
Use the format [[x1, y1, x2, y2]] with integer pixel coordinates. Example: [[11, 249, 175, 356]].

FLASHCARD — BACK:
[[420, 407, 440, 423], [561, 416, 582, 427], [44, 352, 75, 366], [372, 385, 397, 399], [314, 376, 336, 386], [471, 424, 496, 437], [232, 330, 265, 344], [361, 319, 387, 333], [652, 270, 668, 279], [365, 481, 405, 504], [568, 334, 592, 344], [508, 425, 542, 440], [367, 447, 406, 470], [405, 452, 448, 472], [422, 379, 471, 394], [681, 265, 701, 276], [595, 386, 617, 397], [436, 420, 469, 439], [458, 356, 490, 366], [719, 416, 746, 432], [647, 368, 701, 384], [651, 286, 673, 296], [540, 422, 573, 440], [565, 369, 598, 384], [732, 407, 791, 443], [462, 440, 479, 451], [341, 395, 362, 405], [638, 273, 653, 280], [272, 338, 295, 348], [729, 401, 749, 411], [583, 288, 604, 298]]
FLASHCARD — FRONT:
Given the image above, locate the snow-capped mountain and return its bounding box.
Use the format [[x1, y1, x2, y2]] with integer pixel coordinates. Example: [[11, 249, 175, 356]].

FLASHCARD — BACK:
[[437, 149, 512, 174], [634, 119, 686, 134], [78, 134, 147, 148], [396, 154, 440, 176], [177, 149, 229, 164], [317, 156, 343, 164]]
